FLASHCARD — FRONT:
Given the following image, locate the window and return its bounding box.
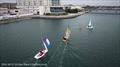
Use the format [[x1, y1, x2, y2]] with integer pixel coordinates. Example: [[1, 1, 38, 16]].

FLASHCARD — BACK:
[[50, 7, 64, 12]]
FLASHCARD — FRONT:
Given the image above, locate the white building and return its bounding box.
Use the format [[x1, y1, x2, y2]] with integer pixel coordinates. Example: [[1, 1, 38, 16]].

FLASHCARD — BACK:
[[16, 0, 52, 15], [16, 0, 64, 15], [0, 8, 8, 15]]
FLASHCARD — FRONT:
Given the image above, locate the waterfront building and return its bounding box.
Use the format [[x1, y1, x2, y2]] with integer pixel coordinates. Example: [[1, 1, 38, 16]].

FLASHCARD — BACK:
[[16, 0, 64, 15], [51, 0, 60, 6], [0, 8, 8, 15], [50, 0, 65, 15], [16, 0, 50, 15]]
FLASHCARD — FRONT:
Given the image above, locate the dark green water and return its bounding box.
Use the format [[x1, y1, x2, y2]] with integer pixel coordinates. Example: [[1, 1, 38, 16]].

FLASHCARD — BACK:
[[0, 14, 120, 67]]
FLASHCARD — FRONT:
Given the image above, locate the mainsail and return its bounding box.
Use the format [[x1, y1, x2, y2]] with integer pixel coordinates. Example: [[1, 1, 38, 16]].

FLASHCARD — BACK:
[[87, 19, 93, 29], [65, 26, 71, 39], [43, 41, 48, 52], [43, 38, 51, 48], [88, 19, 92, 27]]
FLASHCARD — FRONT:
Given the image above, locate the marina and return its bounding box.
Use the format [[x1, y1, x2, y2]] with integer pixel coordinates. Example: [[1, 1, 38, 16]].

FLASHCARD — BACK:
[[0, 13, 120, 67]]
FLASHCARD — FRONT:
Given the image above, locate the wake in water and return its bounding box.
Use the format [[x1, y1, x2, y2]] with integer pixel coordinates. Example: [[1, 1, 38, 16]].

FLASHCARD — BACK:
[[23, 58, 36, 63], [67, 44, 88, 67], [47, 41, 64, 67], [58, 44, 67, 67]]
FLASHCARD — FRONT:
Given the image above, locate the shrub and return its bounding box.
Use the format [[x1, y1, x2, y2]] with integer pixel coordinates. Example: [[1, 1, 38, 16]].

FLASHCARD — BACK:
[[65, 9, 79, 13]]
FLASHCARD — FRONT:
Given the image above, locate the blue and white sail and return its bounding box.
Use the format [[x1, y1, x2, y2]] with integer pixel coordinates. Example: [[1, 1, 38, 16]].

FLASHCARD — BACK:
[[43, 41, 48, 52], [43, 38, 51, 48]]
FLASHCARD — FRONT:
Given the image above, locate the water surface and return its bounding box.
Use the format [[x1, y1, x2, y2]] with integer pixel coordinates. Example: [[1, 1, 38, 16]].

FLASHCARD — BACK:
[[0, 14, 120, 67]]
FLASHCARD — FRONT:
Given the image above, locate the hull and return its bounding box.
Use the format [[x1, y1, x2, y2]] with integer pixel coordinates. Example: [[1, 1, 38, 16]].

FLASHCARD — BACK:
[[86, 26, 93, 29], [34, 50, 47, 59]]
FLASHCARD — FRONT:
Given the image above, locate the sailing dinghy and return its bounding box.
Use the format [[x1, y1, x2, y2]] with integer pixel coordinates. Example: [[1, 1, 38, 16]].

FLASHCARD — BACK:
[[62, 26, 71, 43], [34, 38, 51, 59], [86, 19, 93, 29]]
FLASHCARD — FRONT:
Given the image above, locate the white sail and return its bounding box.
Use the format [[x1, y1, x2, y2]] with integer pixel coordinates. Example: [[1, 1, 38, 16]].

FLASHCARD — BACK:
[[64, 27, 71, 39], [43, 42, 48, 53], [87, 19, 93, 29], [88, 19, 92, 27]]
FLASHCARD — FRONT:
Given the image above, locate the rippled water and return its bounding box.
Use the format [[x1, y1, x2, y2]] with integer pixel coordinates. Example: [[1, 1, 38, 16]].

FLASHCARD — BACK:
[[0, 14, 120, 67]]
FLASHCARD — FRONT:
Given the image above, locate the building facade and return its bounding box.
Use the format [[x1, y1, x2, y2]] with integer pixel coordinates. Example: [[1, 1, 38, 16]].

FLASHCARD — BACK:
[[16, 0, 62, 15], [17, 0, 49, 7], [51, 0, 60, 6], [16, 0, 61, 7]]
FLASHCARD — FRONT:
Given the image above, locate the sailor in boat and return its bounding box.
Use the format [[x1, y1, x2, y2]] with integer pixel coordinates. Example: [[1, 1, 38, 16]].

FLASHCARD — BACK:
[[38, 50, 44, 56], [62, 36, 67, 42], [62, 36, 67, 41], [34, 49, 47, 59]]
